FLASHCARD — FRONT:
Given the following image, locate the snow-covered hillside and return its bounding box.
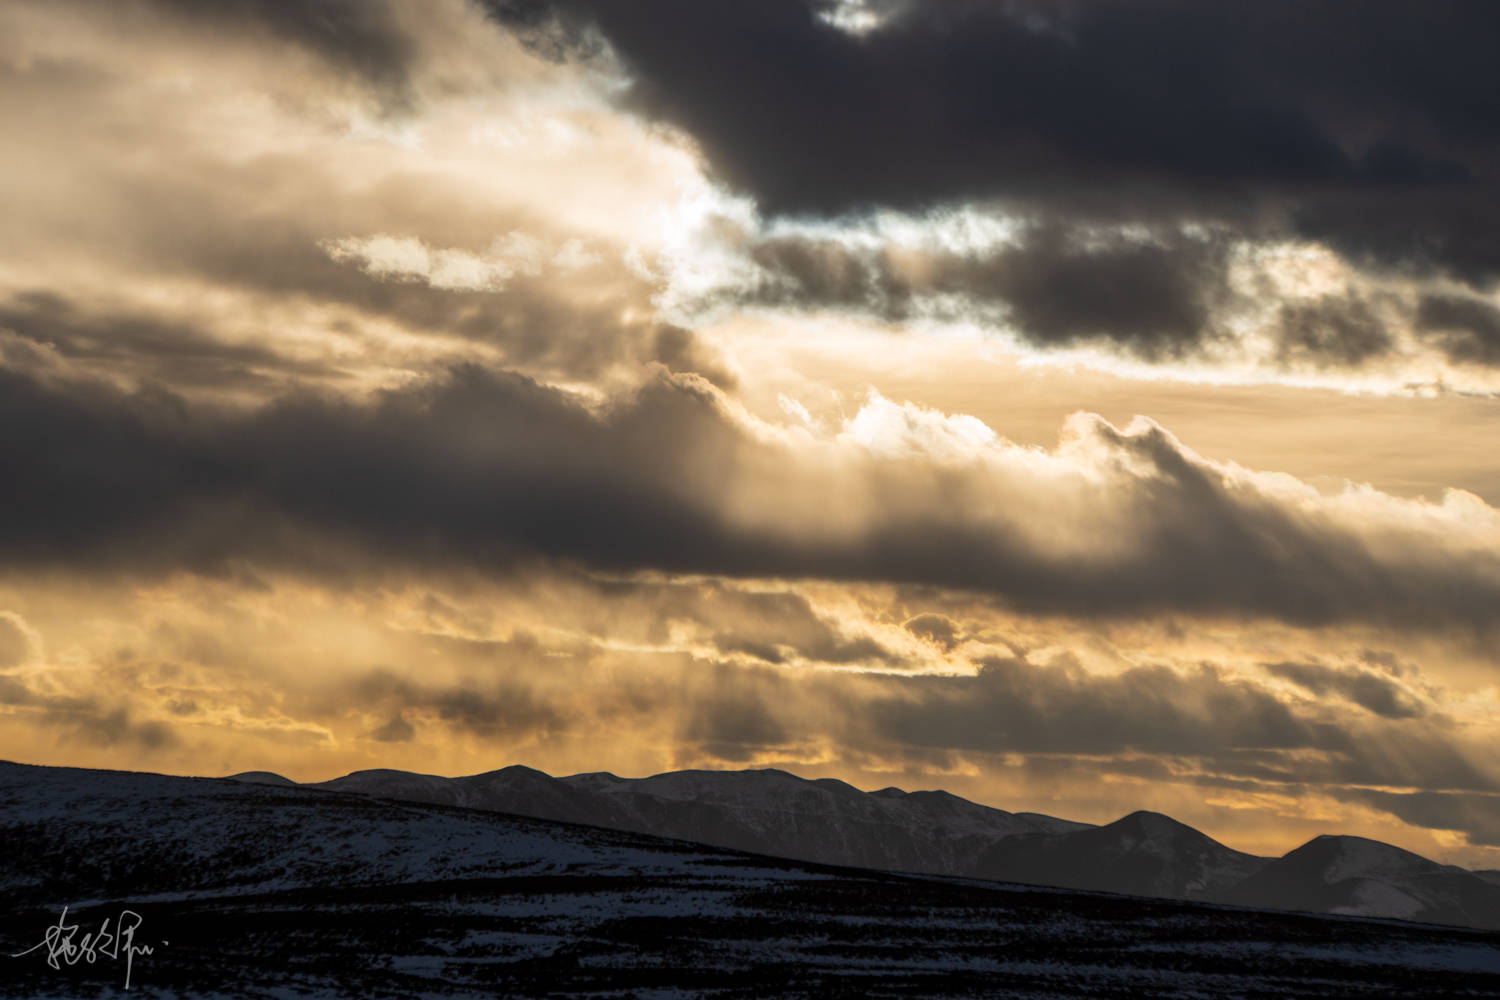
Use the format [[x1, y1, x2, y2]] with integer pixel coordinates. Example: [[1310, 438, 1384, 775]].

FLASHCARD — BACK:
[[3, 760, 1499, 999], [1221, 835, 1500, 929], [266, 762, 1500, 929]]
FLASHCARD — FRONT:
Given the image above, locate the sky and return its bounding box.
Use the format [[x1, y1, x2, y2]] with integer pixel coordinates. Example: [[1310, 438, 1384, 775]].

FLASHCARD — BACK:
[[3, 0, 1500, 866]]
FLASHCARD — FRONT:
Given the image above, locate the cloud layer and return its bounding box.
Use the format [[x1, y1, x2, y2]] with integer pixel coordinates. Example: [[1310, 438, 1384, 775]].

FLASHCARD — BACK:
[[6, 364, 1500, 633]]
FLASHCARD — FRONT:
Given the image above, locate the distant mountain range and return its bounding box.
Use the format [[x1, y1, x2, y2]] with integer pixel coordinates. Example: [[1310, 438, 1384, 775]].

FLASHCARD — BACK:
[[228, 763, 1500, 931]]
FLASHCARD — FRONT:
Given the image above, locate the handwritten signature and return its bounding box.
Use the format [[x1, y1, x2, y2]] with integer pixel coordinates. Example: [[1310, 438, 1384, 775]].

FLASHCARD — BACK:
[[10, 906, 164, 989]]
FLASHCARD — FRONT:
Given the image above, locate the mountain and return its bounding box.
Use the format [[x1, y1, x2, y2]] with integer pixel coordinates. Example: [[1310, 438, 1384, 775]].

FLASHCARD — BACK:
[[223, 769, 298, 786], [238, 763, 1500, 930], [315, 764, 641, 829], [1219, 834, 1500, 929], [974, 809, 1269, 901], [307, 764, 1089, 878], [4, 760, 1499, 999]]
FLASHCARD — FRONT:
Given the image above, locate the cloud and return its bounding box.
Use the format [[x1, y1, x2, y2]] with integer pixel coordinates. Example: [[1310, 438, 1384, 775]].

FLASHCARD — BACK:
[[0, 673, 175, 750], [1263, 660, 1428, 720], [0, 0, 733, 398], [902, 613, 958, 652], [0, 613, 33, 669], [508, 4, 1492, 196], [355, 666, 565, 741], [5, 364, 1500, 632], [311, 635, 1500, 830], [864, 656, 1329, 759], [1333, 788, 1500, 848], [664, 217, 1498, 382], [151, 0, 420, 103], [0, 290, 344, 394], [1273, 295, 1394, 368], [1416, 294, 1500, 365], [729, 224, 1234, 359], [321, 233, 549, 292], [367, 713, 416, 743], [488, 0, 1500, 365]]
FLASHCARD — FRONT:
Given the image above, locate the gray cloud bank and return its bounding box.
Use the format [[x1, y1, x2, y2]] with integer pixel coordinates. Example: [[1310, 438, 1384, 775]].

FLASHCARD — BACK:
[[495, 0, 1500, 276], [4, 364, 1499, 631], [481, 0, 1500, 370]]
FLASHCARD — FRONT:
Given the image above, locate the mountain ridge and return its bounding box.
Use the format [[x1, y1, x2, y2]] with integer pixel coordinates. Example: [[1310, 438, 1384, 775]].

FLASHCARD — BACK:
[[217, 761, 1500, 929]]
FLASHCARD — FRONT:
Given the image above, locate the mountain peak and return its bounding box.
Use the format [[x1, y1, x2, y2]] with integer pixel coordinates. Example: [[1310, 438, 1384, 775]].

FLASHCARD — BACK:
[[1284, 834, 1441, 883], [470, 763, 553, 780], [224, 770, 296, 786], [1118, 809, 1182, 826], [1107, 810, 1204, 840]]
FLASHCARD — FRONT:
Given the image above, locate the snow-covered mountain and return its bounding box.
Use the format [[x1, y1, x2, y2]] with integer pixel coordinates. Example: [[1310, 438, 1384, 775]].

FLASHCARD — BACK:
[[5, 760, 1499, 999], [1219, 835, 1500, 929], [974, 809, 1269, 901], [240, 762, 1500, 930], [298, 764, 1090, 877]]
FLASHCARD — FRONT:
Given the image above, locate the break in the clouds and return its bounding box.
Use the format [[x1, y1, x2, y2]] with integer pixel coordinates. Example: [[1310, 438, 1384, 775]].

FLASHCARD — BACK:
[[3, 0, 1500, 867]]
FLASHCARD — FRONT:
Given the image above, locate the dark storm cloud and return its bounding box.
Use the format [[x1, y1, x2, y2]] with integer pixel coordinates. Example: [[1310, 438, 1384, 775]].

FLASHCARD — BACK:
[[972, 228, 1229, 356], [867, 657, 1330, 758], [703, 588, 903, 666], [1334, 788, 1500, 847], [5, 363, 1500, 630], [355, 667, 565, 740], [837, 656, 1498, 817], [491, 0, 1500, 285], [1416, 294, 1500, 365], [740, 225, 1233, 358], [1273, 296, 1394, 368], [902, 613, 958, 651], [1263, 661, 1427, 720]]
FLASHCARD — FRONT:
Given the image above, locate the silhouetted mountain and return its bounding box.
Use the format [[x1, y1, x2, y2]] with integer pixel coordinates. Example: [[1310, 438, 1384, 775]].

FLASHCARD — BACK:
[[975, 809, 1268, 901], [1219, 835, 1500, 929], [229, 763, 1500, 930], [308, 764, 1089, 877], [223, 770, 297, 786]]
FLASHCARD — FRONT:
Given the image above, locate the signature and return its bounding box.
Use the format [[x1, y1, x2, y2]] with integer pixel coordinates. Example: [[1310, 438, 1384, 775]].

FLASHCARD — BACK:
[[10, 906, 164, 990]]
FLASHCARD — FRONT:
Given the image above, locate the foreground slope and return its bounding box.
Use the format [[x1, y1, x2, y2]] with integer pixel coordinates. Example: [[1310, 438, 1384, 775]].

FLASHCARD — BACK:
[[3, 761, 1500, 999]]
